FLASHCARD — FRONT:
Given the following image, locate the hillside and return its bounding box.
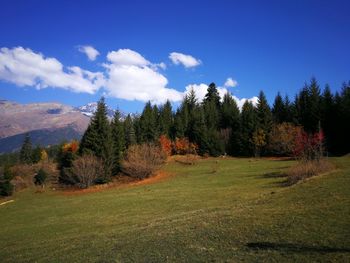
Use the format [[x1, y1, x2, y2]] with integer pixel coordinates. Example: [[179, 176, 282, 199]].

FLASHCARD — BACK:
[[0, 100, 90, 152], [0, 157, 349, 262]]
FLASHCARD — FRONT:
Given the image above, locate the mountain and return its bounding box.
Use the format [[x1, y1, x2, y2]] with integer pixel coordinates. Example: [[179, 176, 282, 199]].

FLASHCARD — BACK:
[[0, 100, 90, 153], [0, 126, 83, 153], [76, 102, 116, 119]]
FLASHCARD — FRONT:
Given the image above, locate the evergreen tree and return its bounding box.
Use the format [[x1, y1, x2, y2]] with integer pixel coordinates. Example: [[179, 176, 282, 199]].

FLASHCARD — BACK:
[[20, 133, 32, 164], [79, 97, 113, 182], [139, 101, 158, 143], [124, 114, 136, 148], [159, 100, 173, 137], [272, 92, 286, 124], [320, 84, 335, 153], [173, 109, 185, 139], [256, 90, 273, 133], [204, 82, 221, 108], [295, 78, 321, 133], [221, 92, 240, 129], [239, 101, 257, 156], [111, 110, 125, 175], [220, 92, 241, 155], [31, 145, 42, 163], [256, 91, 272, 155]]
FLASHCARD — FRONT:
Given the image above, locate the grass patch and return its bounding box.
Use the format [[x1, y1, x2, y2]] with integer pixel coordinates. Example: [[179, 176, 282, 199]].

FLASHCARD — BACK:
[[0, 156, 349, 262]]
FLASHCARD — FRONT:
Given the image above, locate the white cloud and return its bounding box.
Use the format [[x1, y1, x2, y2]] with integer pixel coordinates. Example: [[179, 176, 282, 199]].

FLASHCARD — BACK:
[[104, 49, 182, 104], [169, 52, 201, 68], [78, 45, 100, 61], [184, 83, 257, 109], [107, 49, 150, 66], [224, 77, 238, 88], [0, 47, 104, 93]]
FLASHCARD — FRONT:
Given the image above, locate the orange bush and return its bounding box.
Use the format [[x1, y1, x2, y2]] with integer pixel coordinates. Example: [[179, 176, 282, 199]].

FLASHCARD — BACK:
[[159, 135, 172, 156], [62, 140, 79, 153], [174, 137, 197, 155]]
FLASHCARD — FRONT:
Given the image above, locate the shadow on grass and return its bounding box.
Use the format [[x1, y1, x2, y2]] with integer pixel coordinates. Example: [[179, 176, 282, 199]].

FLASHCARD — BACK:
[[246, 242, 350, 253], [262, 172, 287, 178]]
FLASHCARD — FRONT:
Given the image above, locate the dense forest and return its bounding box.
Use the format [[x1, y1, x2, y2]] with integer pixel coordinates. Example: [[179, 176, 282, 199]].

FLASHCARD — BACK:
[[98, 77, 349, 159]]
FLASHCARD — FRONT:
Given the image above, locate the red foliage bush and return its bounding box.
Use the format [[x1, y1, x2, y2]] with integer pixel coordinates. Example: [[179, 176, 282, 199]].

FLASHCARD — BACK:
[[294, 129, 324, 161], [173, 137, 197, 155], [159, 135, 172, 156]]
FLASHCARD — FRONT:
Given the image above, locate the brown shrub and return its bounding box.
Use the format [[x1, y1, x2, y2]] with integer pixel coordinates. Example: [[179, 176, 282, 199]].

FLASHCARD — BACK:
[[122, 144, 166, 179], [66, 155, 104, 188], [286, 159, 335, 186]]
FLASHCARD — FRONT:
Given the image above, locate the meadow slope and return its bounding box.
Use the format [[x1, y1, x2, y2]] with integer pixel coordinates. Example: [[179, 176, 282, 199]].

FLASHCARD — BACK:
[[0, 157, 349, 262]]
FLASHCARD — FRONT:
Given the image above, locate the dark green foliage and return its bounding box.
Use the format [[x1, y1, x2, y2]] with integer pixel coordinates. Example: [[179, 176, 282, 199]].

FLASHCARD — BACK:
[[0, 166, 14, 196], [159, 100, 173, 137], [256, 91, 272, 155], [31, 146, 42, 164], [57, 144, 77, 185], [79, 97, 113, 182], [239, 101, 258, 156], [20, 133, 32, 164], [256, 90, 273, 133], [124, 114, 136, 148], [139, 102, 158, 143], [34, 168, 47, 186], [295, 78, 321, 133], [111, 110, 125, 175], [221, 92, 240, 129], [272, 92, 286, 124]]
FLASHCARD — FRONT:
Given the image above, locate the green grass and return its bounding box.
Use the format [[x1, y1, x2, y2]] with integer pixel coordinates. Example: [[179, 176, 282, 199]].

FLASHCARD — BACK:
[[1, 157, 349, 262]]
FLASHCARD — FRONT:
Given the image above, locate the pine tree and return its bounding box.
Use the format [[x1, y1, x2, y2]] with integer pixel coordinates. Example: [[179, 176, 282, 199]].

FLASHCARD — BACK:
[[139, 101, 157, 143], [256, 91, 272, 155], [111, 110, 125, 175], [79, 97, 113, 182], [272, 92, 286, 124], [124, 114, 136, 148], [20, 133, 32, 164], [159, 100, 173, 137], [220, 92, 241, 155], [221, 92, 240, 129], [240, 101, 257, 156], [256, 90, 273, 133]]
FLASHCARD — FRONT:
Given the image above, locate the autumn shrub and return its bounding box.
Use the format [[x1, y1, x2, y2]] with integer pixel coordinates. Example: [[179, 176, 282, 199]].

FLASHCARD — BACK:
[[286, 159, 335, 186], [293, 129, 324, 161], [268, 123, 302, 156], [65, 155, 104, 188], [173, 137, 197, 155], [122, 144, 166, 179], [159, 135, 172, 156]]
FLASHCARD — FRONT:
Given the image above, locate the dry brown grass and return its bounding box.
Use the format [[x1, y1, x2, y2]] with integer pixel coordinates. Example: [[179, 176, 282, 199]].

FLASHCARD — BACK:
[[286, 159, 335, 185], [173, 154, 199, 165]]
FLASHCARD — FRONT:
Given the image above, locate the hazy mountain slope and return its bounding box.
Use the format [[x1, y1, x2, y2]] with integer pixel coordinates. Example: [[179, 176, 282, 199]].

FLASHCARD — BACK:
[[0, 125, 83, 153], [0, 100, 90, 139]]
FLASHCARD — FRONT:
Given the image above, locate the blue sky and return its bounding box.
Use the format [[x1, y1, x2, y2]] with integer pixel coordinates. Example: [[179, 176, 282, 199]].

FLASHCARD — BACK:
[[0, 0, 349, 113]]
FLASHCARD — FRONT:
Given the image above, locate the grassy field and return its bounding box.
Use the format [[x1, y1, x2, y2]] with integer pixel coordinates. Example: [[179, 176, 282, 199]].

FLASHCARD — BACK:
[[1, 156, 349, 262]]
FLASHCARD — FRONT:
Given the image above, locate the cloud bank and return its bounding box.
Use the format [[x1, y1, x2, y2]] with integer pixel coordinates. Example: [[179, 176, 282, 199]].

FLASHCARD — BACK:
[[0, 47, 104, 93], [0, 46, 257, 106]]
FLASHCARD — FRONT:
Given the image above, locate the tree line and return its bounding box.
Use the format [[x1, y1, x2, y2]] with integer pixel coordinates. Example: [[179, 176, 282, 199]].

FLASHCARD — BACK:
[[64, 77, 348, 181]]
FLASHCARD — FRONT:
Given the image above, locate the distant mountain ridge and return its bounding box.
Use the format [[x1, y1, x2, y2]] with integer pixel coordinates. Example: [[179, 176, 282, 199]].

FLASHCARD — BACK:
[[0, 99, 131, 153]]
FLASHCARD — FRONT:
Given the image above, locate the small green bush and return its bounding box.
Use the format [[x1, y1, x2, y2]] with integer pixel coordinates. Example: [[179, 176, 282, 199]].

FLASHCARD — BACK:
[[34, 168, 48, 186], [0, 166, 14, 196]]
